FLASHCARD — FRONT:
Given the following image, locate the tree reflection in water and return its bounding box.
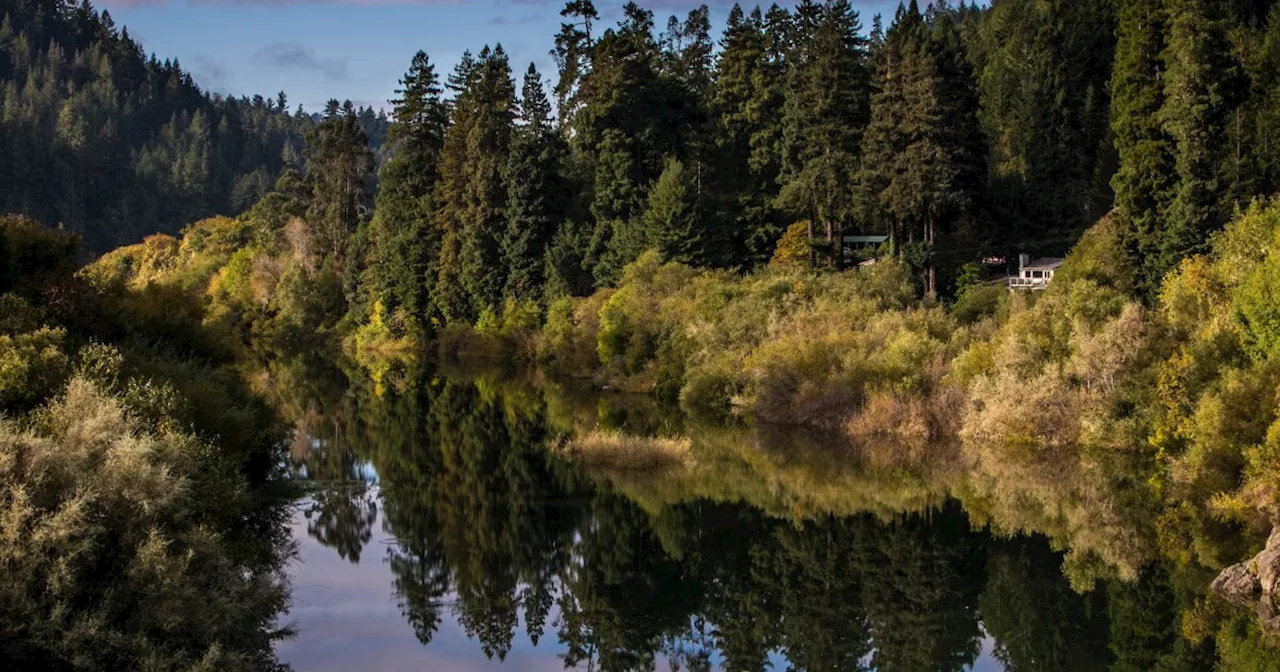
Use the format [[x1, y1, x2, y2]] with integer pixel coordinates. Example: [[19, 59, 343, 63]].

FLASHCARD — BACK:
[[272, 358, 1251, 671]]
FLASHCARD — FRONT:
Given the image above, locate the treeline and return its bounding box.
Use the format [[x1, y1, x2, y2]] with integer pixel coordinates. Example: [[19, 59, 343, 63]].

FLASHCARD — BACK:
[[255, 0, 1280, 345], [10, 0, 1280, 330], [352, 0, 1000, 330], [1111, 0, 1280, 297], [0, 0, 389, 253]]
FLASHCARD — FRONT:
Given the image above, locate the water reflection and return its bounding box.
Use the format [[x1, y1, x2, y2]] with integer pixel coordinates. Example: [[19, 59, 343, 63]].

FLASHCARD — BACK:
[[269, 359, 1222, 671]]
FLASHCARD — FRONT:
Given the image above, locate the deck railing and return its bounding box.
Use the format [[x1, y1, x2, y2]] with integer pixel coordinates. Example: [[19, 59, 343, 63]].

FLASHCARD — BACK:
[[1008, 276, 1050, 290]]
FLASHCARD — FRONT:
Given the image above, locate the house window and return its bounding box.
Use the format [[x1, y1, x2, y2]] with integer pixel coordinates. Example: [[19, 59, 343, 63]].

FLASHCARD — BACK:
[[1032, 271, 1043, 278]]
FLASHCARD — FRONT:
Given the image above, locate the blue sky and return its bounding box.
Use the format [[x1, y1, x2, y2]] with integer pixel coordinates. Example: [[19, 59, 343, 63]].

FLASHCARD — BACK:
[[102, 0, 919, 114]]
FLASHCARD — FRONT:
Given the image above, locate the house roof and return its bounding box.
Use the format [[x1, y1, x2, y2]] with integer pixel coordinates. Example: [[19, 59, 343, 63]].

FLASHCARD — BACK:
[[842, 235, 890, 244], [1022, 257, 1065, 271]]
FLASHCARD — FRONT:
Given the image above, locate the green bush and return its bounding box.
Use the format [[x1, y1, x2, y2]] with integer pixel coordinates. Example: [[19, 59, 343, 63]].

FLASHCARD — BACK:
[[951, 284, 1006, 325], [0, 326, 71, 409], [1234, 250, 1280, 363], [0, 378, 290, 670]]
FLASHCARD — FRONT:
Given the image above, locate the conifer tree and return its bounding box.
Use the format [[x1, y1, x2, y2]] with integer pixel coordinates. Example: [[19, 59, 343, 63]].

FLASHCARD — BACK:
[[642, 157, 702, 264], [660, 5, 716, 257], [1110, 0, 1176, 298], [1159, 0, 1240, 277], [712, 4, 787, 266], [390, 51, 450, 187], [305, 105, 374, 265], [502, 64, 565, 302], [859, 2, 974, 297], [552, 0, 599, 131], [975, 0, 1117, 241], [778, 0, 871, 269], [359, 52, 449, 326], [577, 2, 680, 285], [451, 46, 516, 319], [433, 51, 481, 323]]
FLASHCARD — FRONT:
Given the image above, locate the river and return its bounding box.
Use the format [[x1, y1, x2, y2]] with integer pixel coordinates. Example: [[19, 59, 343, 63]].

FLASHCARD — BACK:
[[262, 360, 1219, 671]]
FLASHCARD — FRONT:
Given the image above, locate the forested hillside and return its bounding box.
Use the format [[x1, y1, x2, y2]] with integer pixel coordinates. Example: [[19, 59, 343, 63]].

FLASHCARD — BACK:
[[0, 0, 388, 253], [10, 0, 1280, 306]]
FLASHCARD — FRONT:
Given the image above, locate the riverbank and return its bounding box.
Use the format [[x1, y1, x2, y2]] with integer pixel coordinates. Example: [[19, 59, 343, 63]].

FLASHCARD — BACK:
[[0, 216, 296, 670], [40, 197, 1280, 663]]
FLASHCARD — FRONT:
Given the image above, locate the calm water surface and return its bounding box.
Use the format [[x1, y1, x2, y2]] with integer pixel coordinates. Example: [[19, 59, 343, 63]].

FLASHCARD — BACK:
[[265, 366, 1168, 671]]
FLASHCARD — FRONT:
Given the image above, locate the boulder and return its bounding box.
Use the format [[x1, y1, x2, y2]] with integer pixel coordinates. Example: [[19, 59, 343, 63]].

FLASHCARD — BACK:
[[1260, 597, 1280, 634], [1258, 545, 1280, 595], [1212, 525, 1280, 633], [1212, 562, 1260, 607]]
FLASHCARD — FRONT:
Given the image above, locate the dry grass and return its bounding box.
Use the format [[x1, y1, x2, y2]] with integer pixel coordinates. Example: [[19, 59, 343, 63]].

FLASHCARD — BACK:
[[846, 385, 965, 447], [558, 429, 693, 471]]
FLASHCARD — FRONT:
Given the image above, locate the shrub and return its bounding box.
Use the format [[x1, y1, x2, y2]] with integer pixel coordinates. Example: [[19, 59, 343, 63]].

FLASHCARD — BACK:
[[539, 291, 612, 376], [0, 215, 79, 298], [557, 429, 693, 471], [0, 326, 71, 409], [952, 284, 1005, 325], [0, 378, 290, 670], [1234, 249, 1280, 363], [679, 354, 740, 417], [769, 221, 812, 270]]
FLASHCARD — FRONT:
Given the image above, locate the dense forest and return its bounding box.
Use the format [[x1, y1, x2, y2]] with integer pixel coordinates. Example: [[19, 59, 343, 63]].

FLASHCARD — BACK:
[[0, 0, 389, 253], [8, 0, 1280, 318], [65, 0, 1280, 348]]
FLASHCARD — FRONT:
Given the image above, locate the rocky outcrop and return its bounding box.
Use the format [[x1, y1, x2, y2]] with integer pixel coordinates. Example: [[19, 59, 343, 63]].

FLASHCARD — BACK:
[[1212, 527, 1280, 633]]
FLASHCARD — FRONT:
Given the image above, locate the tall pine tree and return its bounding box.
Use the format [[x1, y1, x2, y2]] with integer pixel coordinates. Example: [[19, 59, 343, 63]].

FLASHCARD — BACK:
[[458, 45, 517, 317], [859, 1, 976, 297], [1159, 0, 1241, 277], [712, 4, 787, 267], [502, 64, 566, 303], [305, 105, 374, 265], [778, 0, 871, 269], [358, 51, 449, 327], [1111, 0, 1176, 298]]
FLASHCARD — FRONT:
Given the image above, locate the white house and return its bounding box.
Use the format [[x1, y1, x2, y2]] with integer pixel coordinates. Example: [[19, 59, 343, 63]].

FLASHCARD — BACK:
[[1008, 253, 1064, 290]]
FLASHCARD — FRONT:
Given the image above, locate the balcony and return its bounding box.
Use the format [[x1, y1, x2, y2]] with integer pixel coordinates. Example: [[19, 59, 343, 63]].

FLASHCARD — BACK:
[[1008, 276, 1050, 290]]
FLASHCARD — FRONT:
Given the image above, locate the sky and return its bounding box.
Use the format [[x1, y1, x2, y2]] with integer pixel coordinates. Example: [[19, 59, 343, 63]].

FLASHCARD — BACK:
[[99, 0, 920, 114]]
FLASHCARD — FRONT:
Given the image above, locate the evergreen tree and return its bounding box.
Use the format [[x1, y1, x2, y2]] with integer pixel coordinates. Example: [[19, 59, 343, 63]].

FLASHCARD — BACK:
[[660, 5, 717, 263], [457, 46, 516, 316], [712, 4, 787, 267], [1110, 0, 1176, 298], [389, 51, 450, 188], [433, 52, 480, 323], [552, 0, 599, 131], [502, 64, 565, 302], [859, 2, 975, 297], [305, 106, 374, 265], [642, 157, 702, 264], [974, 0, 1117, 243], [359, 52, 449, 327], [577, 2, 681, 285], [1159, 0, 1241, 278], [778, 0, 871, 269]]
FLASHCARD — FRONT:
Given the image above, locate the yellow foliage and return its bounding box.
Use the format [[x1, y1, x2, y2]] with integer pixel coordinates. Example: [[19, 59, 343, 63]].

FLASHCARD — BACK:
[[769, 221, 812, 270]]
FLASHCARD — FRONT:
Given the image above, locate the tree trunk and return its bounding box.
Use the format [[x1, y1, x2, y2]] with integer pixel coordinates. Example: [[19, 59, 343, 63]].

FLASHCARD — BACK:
[[925, 214, 936, 299], [825, 218, 834, 269], [807, 219, 815, 268], [834, 220, 843, 271]]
